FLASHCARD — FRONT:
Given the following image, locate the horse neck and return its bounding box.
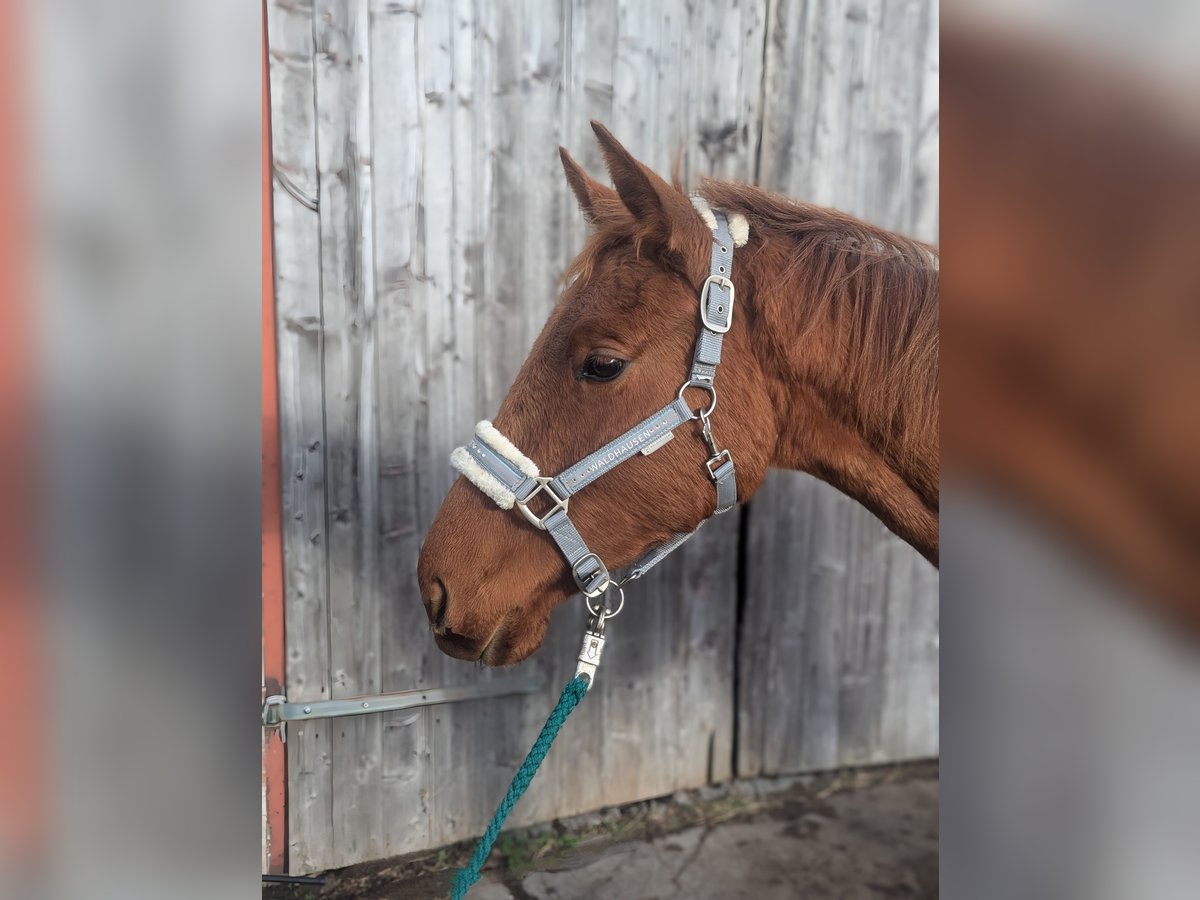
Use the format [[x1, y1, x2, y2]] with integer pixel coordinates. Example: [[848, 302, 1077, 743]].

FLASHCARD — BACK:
[[743, 228, 940, 564]]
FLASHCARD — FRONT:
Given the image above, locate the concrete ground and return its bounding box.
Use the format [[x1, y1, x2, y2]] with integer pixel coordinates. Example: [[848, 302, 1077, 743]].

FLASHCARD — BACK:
[[264, 762, 938, 900]]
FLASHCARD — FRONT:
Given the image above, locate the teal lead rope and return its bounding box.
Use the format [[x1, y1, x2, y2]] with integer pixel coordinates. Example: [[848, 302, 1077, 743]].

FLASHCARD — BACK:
[[451, 675, 591, 899]]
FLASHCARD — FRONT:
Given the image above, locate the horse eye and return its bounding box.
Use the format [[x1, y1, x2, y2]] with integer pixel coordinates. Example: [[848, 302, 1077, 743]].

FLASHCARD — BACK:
[[579, 355, 626, 383]]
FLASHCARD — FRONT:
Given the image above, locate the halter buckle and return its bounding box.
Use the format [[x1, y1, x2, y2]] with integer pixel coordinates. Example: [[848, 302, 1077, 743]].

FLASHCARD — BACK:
[[705, 449, 733, 480], [700, 275, 735, 333], [571, 552, 612, 598], [515, 477, 569, 530]]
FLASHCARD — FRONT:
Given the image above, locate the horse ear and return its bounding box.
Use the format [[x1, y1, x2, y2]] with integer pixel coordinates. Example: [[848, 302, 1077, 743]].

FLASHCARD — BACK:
[[590, 121, 706, 254], [559, 147, 619, 225]]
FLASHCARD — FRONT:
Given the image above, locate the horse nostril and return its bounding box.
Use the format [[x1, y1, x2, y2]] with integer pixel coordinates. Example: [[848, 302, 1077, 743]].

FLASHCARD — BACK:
[[427, 577, 449, 634]]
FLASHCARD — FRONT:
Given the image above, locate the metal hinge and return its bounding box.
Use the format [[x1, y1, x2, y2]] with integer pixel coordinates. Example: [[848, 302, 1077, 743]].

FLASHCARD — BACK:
[[262, 673, 545, 740]]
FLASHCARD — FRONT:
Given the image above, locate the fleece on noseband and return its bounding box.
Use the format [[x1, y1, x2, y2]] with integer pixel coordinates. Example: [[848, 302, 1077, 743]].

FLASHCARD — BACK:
[[474, 420, 539, 477], [690, 196, 749, 247], [450, 420, 540, 510]]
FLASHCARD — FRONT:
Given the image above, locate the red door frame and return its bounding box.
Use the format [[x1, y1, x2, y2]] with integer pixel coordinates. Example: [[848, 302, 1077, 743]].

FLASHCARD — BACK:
[[0, 0, 45, 868], [262, 2, 288, 874]]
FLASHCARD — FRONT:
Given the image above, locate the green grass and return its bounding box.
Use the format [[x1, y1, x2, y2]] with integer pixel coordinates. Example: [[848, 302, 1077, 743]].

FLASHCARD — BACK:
[[496, 830, 583, 877]]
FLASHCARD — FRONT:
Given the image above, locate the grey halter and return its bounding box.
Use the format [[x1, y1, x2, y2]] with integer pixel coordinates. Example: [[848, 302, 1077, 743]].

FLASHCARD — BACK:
[[451, 210, 740, 603]]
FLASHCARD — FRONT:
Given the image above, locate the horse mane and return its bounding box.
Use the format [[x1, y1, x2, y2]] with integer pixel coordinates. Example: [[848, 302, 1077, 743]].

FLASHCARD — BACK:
[[701, 180, 940, 447]]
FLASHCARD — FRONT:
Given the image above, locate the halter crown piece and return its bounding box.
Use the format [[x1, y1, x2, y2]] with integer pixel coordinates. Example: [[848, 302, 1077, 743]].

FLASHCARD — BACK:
[[450, 204, 744, 687]]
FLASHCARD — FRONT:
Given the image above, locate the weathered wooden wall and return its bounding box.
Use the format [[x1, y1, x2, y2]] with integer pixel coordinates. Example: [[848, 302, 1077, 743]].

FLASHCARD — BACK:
[[737, 0, 940, 776], [267, 0, 937, 873]]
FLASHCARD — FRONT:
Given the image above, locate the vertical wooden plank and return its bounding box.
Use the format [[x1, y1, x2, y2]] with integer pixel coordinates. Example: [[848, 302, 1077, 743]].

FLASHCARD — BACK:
[[685, 0, 770, 183], [415, 0, 449, 849], [311, 0, 384, 869], [911, 0, 940, 241], [879, 534, 940, 757], [369, 0, 430, 859], [416, 0, 510, 853], [558, 0, 616, 264], [266, 0, 333, 872], [738, 0, 940, 777]]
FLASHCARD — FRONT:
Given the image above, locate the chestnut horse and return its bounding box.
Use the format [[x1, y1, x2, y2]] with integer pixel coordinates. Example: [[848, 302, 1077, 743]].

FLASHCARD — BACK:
[[418, 123, 938, 666]]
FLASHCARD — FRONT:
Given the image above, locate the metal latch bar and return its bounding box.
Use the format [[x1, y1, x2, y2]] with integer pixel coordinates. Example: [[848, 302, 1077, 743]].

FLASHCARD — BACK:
[[262, 673, 545, 728]]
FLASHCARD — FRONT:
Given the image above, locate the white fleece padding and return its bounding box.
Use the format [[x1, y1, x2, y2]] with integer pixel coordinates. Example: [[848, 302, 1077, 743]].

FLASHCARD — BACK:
[[727, 214, 749, 247], [690, 196, 749, 248], [475, 420, 539, 478], [450, 447, 517, 509], [690, 195, 718, 232]]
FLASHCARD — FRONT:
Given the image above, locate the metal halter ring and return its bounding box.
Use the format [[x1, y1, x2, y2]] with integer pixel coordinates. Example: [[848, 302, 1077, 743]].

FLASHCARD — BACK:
[[586, 584, 625, 621], [677, 380, 717, 420]]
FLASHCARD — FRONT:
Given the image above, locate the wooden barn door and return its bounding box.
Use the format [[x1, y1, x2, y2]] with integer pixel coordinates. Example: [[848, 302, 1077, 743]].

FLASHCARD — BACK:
[[265, 0, 938, 875], [265, 0, 769, 873], [735, 0, 940, 777]]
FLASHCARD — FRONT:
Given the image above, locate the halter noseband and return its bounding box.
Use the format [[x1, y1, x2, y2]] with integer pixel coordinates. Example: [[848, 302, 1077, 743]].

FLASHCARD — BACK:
[[450, 206, 743, 600]]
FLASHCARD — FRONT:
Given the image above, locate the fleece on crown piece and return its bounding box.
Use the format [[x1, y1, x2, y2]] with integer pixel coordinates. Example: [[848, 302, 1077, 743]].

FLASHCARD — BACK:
[[689, 196, 749, 247], [449, 420, 540, 510]]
